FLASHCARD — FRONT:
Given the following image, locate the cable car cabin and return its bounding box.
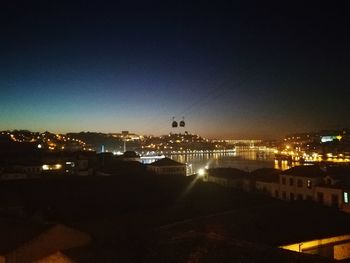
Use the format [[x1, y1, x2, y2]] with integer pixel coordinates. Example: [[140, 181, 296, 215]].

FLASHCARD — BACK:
[[179, 120, 185, 127], [172, 121, 178, 128]]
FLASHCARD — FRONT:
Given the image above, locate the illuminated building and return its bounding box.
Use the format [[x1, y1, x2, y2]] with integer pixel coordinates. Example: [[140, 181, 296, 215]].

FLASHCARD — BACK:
[[42, 164, 62, 171], [110, 131, 142, 141], [321, 135, 342, 143]]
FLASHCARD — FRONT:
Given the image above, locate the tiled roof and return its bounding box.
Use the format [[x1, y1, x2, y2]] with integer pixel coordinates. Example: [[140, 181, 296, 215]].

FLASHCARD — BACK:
[[208, 168, 249, 179], [282, 165, 325, 178], [251, 168, 281, 182], [149, 157, 185, 167]]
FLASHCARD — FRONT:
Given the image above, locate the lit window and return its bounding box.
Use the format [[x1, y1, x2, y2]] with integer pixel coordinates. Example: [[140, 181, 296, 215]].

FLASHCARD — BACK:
[[344, 192, 349, 204], [307, 180, 312, 189]]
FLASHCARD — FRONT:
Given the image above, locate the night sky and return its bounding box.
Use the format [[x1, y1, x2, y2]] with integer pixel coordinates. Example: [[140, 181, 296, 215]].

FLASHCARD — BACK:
[[1, 1, 350, 139]]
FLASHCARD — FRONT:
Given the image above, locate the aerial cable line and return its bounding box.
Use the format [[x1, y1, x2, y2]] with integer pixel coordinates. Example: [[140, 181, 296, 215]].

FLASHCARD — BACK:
[[172, 60, 263, 119], [142, 62, 262, 134], [141, 76, 237, 135], [143, 67, 260, 135], [172, 66, 263, 123]]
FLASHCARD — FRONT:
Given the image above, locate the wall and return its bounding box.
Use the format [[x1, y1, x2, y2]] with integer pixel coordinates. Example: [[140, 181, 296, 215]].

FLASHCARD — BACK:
[[334, 242, 350, 260], [314, 186, 342, 207]]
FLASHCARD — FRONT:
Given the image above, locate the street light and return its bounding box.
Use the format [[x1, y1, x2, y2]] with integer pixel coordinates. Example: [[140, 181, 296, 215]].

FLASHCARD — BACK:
[[197, 168, 205, 177]]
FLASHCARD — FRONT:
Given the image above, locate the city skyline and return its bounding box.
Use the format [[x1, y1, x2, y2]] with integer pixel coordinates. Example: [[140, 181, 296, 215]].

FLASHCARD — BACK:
[[1, 1, 350, 138]]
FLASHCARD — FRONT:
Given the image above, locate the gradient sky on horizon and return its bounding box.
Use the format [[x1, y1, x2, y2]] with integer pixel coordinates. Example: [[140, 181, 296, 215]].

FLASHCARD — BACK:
[[1, 1, 350, 139]]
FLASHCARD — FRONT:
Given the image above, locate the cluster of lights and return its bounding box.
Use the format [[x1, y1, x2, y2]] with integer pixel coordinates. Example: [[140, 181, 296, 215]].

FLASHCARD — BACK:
[[302, 153, 323, 162], [110, 132, 142, 141], [141, 133, 227, 152], [42, 164, 62, 171], [5, 131, 89, 151], [325, 153, 350, 162], [140, 149, 236, 156], [276, 145, 350, 163]]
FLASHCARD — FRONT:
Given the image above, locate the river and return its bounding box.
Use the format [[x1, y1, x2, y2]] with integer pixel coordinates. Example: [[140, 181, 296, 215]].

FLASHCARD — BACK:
[[166, 149, 298, 175]]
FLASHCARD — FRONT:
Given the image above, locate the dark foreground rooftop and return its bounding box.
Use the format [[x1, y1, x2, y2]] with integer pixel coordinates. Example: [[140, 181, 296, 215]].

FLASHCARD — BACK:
[[0, 172, 348, 262]]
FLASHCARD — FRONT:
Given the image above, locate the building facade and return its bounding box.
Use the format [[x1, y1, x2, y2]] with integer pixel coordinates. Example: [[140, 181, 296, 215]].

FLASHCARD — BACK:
[[254, 166, 350, 212]]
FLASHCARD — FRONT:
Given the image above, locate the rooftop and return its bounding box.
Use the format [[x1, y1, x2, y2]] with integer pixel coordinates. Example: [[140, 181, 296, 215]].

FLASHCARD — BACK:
[[121, 151, 140, 158], [282, 165, 325, 178], [250, 168, 281, 182], [149, 157, 185, 167], [0, 218, 51, 253], [143, 231, 332, 263], [208, 168, 249, 179]]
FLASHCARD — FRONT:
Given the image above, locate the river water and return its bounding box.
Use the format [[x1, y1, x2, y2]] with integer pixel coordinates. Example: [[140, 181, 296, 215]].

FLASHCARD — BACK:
[[167, 149, 297, 175]]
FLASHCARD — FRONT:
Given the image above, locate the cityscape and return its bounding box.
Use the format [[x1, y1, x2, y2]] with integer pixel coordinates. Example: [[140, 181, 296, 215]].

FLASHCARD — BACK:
[[1, 1, 350, 263]]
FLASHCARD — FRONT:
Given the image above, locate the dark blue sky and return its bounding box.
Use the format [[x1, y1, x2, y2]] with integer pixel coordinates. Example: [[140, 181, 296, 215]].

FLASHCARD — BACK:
[[1, 1, 350, 138]]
